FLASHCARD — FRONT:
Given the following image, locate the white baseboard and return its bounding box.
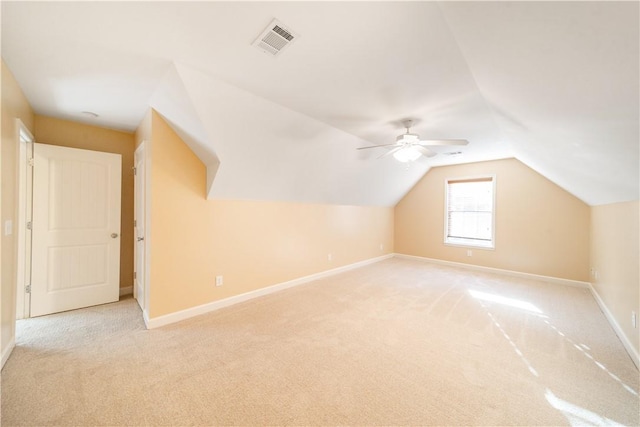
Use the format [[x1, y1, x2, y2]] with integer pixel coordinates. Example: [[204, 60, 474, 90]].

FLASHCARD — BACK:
[[146, 254, 394, 329], [119, 286, 133, 297], [393, 253, 590, 288], [589, 284, 639, 370], [1, 337, 16, 370]]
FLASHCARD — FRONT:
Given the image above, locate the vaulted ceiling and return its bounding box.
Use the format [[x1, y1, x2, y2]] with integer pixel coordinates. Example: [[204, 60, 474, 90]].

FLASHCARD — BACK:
[[2, 2, 638, 206]]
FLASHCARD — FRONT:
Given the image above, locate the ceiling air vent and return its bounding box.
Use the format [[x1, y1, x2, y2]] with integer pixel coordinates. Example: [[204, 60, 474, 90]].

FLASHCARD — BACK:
[[252, 19, 299, 57]]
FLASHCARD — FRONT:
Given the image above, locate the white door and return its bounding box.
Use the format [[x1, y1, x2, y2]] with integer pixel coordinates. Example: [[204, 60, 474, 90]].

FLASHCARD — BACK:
[[31, 143, 122, 317], [133, 143, 145, 311]]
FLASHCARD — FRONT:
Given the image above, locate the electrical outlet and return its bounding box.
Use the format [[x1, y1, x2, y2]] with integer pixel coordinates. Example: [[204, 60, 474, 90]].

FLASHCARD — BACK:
[[632, 311, 637, 329], [466, 250, 472, 257], [379, 243, 384, 251], [215, 275, 223, 287], [4, 220, 12, 236], [327, 253, 332, 261]]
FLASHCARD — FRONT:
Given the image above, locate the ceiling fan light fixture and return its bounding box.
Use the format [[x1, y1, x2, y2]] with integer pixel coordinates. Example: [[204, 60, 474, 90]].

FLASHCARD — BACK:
[[393, 146, 421, 163]]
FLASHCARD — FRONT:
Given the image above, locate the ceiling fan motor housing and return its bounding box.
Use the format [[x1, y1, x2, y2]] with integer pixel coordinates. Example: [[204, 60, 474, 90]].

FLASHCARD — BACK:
[[397, 133, 420, 144]]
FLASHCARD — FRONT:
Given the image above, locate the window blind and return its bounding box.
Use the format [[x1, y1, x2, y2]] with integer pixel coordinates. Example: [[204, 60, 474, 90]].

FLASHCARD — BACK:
[[446, 177, 494, 244]]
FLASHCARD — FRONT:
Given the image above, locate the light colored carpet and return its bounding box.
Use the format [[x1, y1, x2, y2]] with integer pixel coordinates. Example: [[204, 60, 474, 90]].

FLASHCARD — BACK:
[[1, 258, 638, 426]]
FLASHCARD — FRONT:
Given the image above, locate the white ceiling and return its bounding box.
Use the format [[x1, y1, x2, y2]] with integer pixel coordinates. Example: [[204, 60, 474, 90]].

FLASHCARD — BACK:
[[2, 1, 638, 206]]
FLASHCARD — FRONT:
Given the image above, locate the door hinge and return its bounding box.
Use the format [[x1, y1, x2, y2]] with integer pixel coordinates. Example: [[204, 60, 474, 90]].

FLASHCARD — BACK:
[[133, 272, 137, 280], [25, 284, 31, 294], [132, 166, 137, 175], [27, 221, 32, 230], [28, 158, 34, 167], [134, 220, 137, 227]]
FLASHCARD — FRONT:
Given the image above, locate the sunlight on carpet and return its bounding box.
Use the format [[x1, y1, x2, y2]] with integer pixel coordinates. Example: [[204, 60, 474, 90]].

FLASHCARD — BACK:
[[2, 258, 638, 426]]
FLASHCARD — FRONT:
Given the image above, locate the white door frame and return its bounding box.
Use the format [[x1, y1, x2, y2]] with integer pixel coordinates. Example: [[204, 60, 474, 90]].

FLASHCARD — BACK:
[[134, 141, 151, 322], [133, 142, 144, 311], [15, 119, 34, 319]]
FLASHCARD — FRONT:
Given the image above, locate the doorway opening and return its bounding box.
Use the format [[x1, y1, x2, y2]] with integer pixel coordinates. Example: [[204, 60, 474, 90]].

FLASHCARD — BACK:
[[17, 141, 123, 318]]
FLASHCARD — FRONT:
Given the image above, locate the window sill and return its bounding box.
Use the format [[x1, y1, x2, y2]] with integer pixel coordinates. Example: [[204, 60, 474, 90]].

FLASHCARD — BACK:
[[444, 238, 494, 250]]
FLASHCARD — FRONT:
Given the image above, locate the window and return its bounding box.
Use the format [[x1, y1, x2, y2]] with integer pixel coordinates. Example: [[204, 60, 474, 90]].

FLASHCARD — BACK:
[[445, 176, 495, 249]]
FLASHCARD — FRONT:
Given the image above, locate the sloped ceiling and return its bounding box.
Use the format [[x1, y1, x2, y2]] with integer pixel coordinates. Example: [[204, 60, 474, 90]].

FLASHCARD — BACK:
[[1, 2, 637, 206]]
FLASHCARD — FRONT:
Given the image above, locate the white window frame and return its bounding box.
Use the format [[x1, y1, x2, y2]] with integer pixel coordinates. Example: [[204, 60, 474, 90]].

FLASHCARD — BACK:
[[444, 174, 496, 250]]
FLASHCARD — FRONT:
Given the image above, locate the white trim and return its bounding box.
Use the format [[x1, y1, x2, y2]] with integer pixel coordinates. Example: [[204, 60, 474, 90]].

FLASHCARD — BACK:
[[589, 284, 639, 370], [145, 254, 393, 329], [119, 286, 133, 297], [1, 338, 16, 370], [444, 174, 496, 250], [133, 140, 149, 317], [15, 119, 34, 320], [142, 141, 151, 317], [142, 309, 151, 329], [394, 253, 590, 288]]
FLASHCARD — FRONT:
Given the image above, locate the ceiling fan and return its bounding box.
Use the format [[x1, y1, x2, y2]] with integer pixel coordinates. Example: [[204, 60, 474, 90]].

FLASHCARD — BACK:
[[357, 120, 469, 162]]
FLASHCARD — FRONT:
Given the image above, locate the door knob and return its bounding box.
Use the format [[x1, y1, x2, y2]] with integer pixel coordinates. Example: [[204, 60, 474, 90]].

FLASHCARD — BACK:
[[137, 237, 144, 242], [111, 233, 119, 238]]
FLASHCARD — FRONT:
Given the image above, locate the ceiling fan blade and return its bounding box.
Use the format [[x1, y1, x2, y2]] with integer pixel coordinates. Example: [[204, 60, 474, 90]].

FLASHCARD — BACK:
[[377, 146, 404, 159], [419, 139, 469, 146], [415, 145, 437, 158], [357, 143, 400, 150]]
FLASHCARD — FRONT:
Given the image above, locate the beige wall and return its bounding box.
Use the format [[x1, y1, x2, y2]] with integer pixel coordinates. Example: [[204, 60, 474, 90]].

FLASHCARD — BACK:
[[395, 158, 590, 281], [1, 60, 35, 360], [34, 116, 136, 289], [590, 201, 639, 358], [143, 110, 394, 317]]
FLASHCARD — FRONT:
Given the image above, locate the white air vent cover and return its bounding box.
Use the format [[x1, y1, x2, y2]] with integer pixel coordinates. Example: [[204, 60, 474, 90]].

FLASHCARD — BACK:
[[252, 19, 298, 57]]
